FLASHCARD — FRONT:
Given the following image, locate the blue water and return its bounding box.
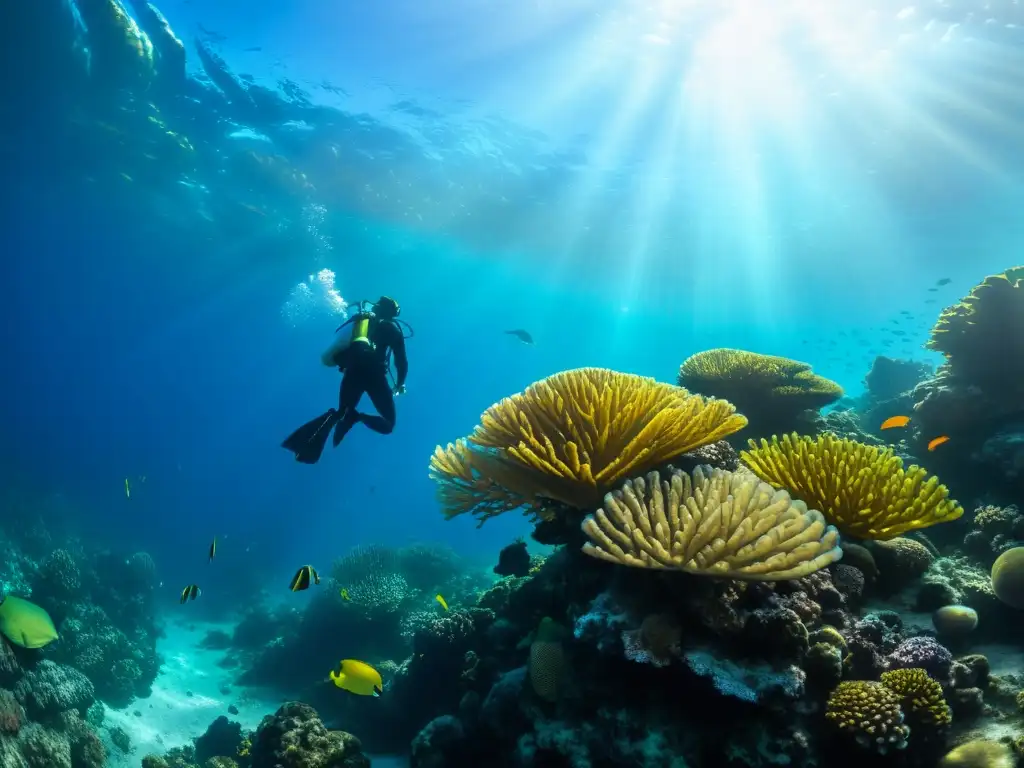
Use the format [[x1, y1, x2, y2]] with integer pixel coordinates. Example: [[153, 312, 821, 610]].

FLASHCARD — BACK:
[[4, 0, 1024, 761], [6, 0, 1024, 596]]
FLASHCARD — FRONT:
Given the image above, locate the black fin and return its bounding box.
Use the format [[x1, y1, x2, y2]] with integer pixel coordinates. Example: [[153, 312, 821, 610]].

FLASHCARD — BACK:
[[282, 410, 339, 464], [332, 409, 360, 448]]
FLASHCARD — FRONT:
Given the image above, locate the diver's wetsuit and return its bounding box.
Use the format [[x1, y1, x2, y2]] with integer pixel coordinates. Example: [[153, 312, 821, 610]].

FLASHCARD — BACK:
[[333, 318, 407, 441], [282, 316, 408, 464]]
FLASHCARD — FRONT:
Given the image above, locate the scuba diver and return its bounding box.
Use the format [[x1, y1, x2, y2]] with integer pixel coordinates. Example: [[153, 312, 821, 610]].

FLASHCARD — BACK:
[[282, 296, 412, 465]]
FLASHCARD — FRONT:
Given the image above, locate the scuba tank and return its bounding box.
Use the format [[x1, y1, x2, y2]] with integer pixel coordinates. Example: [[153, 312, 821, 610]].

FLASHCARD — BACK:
[[321, 312, 373, 368]]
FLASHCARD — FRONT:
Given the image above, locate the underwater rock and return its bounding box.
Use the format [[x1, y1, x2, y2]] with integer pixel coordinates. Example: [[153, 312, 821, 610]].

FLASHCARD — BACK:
[[864, 356, 933, 401], [870, 537, 935, 589], [74, 0, 156, 92], [683, 649, 805, 704], [917, 556, 1000, 622], [493, 540, 530, 578], [194, 715, 243, 764], [804, 642, 843, 691], [14, 660, 95, 722], [742, 606, 809, 661], [951, 654, 990, 689], [410, 714, 464, 768], [830, 564, 866, 607], [0, 634, 23, 686], [887, 637, 953, 683], [621, 613, 682, 668], [17, 721, 74, 768], [839, 542, 879, 582], [250, 702, 369, 768], [964, 505, 1024, 565], [480, 666, 530, 740], [125, 0, 186, 90], [0, 689, 23, 735]]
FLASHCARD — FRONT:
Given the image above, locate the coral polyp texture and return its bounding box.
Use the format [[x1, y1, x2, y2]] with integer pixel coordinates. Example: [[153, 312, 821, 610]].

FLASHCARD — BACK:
[[825, 680, 910, 753], [926, 265, 1024, 388], [580, 466, 842, 580], [678, 348, 843, 437], [429, 367, 747, 523], [741, 432, 964, 540], [879, 668, 952, 730]]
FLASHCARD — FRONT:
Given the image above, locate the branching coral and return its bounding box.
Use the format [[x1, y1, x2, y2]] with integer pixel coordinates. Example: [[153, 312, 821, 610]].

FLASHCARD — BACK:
[[825, 680, 910, 753], [430, 368, 747, 523], [880, 668, 952, 730], [580, 466, 842, 580], [331, 545, 410, 614], [678, 349, 843, 436], [741, 433, 963, 540], [926, 266, 1024, 389]]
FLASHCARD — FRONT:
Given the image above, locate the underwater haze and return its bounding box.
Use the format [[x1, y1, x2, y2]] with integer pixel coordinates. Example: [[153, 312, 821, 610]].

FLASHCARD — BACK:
[[4, 0, 1024, 766]]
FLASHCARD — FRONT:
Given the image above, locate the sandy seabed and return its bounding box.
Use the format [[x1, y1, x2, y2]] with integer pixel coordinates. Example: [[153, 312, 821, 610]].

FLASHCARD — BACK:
[[96, 619, 408, 767]]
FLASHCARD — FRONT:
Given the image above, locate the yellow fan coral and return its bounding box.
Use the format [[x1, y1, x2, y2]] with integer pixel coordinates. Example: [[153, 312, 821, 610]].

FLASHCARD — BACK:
[[580, 466, 842, 580], [741, 433, 963, 540], [880, 668, 952, 729], [927, 266, 1024, 387], [825, 680, 910, 753], [430, 368, 747, 523], [679, 348, 843, 412]]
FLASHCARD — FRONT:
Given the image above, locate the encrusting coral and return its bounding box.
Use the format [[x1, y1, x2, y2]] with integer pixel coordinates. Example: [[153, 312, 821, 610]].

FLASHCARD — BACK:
[[429, 367, 747, 523], [678, 348, 843, 437], [741, 432, 964, 540], [580, 466, 843, 580]]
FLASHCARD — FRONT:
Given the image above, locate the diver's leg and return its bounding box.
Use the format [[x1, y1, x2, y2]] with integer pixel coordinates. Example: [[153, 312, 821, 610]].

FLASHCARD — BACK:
[[332, 370, 366, 446], [359, 374, 396, 434]]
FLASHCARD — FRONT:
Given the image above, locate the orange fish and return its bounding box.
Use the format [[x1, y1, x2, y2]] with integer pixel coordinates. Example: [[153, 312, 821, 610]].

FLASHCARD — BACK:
[[880, 416, 911, 430], [927, 435, 950, 451]]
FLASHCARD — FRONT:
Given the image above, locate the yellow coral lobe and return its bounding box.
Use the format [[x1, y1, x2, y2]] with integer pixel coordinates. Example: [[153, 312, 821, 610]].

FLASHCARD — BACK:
[[678, 348, 843, 413], [826, 680, 910, 753], [880, 668, 951, 729], [741, 433, 963, 540], [940, 740, 1014, 768], [429, 368, 746, 523], [580, 466, 842, 580]]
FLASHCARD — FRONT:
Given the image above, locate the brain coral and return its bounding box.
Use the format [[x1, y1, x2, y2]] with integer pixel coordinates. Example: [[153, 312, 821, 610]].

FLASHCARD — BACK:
[[991, 547, 1024, 609], [580, 466, 842, 580], [430, 367, 747, 523], [741, 432, 963, 540]]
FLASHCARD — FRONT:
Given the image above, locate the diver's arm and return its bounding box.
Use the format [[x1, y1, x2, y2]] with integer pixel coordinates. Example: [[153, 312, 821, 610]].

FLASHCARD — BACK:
[[391, 327, 409, 389]]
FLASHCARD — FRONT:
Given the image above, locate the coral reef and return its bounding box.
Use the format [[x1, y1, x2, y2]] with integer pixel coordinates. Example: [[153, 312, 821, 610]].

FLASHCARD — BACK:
[[825, 680, 910, 753], [429, 367, 747, 523], [581, 466, 842, 579], [677, 348, 843, 439], [742, 432, 964, 539], [251, 702, 368, 768]]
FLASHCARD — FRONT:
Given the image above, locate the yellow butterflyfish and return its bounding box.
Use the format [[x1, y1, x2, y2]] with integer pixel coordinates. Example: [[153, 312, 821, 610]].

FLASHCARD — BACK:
[[435, 594, 449, 611], [330, 659, 382, 697]]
